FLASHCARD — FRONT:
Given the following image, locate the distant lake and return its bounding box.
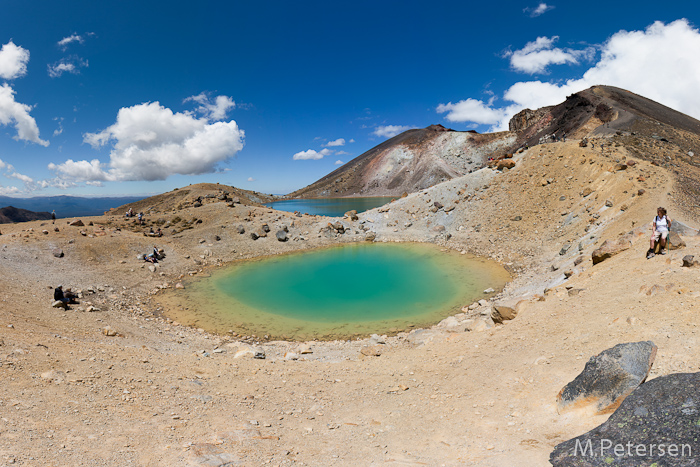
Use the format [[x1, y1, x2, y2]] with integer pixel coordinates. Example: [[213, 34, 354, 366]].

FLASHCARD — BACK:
[[265, 197, 394, 217]]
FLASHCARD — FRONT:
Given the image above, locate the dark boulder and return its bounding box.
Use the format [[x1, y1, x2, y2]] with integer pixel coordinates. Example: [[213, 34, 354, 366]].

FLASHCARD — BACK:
[[556, 341, 657, 415], [275, 230, 288, 242], [551, 372, 700, 466]]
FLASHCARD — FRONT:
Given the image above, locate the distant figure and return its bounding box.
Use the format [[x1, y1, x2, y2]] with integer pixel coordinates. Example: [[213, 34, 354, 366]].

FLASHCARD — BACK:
[[51, 210, 56, 224], [53, 285, 76, 308], [647, 207, 672, 259], [138, 212, 144, 225]]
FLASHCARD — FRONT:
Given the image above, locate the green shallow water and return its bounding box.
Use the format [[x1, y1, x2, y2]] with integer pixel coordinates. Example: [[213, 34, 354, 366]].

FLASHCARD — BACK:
[[163, 243, 510, 341]]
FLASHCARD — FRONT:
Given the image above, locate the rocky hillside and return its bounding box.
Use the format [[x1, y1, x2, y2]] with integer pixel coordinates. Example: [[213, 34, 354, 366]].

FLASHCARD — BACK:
[[0, 205, 52, 224], [289, 124, 517, 198], [110, 182, 274, 216], [292, 86, 700, 209]]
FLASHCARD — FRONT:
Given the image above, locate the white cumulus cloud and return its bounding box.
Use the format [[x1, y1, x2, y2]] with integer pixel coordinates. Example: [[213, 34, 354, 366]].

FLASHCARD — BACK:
[[57, 34, 84, 50], [373, 125, 416, 138], [292, 148, 332, 160], [0, 41, 29, 80], [0, 185, 19, 195], [437, 98, 512, 125], [506, 36, 595, 74], [184, 93, 235, 121], [334, 160, 344, 165], [324, 138, 345, 147], [438, 19, 700, 132], [525, 3, 554, 17], [0, 84, 49, 146], [247, 176, 255, 182], [49, 101, 244, 182], [48, 57, 88, 78]]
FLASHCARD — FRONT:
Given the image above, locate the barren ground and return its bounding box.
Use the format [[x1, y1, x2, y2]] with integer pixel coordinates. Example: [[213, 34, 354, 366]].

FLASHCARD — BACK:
[[1, 140, 699, 466]]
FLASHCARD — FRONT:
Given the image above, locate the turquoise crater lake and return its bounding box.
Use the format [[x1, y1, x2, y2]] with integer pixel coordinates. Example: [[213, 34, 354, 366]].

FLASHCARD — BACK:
[[264, 197, 394, 217], [163, 243, 510, 340]]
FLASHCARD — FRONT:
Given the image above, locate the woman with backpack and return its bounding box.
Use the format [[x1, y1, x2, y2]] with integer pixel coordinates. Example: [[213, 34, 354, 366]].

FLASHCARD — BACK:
[[647, 207, 671, 258]]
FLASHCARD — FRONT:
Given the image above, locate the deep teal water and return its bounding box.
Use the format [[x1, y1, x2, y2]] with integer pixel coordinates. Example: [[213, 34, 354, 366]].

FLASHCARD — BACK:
[[165, 243, 510, 340], [265, 197, 394, 217]]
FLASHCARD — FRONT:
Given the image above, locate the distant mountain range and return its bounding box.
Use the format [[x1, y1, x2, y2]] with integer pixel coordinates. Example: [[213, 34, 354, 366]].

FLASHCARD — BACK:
[[0, 195, 145, 219]]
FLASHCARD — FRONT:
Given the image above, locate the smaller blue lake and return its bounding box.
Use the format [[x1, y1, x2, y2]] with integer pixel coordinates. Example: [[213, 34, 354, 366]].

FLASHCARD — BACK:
[[265, 197, 394, 217]]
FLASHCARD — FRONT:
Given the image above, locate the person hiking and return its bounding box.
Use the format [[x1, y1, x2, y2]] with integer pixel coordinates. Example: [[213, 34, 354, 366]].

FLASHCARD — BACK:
[[647, 207, 671, 258], [51, 210, 56, 224]]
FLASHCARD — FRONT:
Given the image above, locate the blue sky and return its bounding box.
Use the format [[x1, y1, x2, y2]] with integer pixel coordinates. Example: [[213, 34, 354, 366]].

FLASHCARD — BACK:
[[0, 1, 699, 197]]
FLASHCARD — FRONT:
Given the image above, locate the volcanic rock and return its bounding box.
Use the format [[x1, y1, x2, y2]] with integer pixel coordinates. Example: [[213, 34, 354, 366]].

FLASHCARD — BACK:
[[551, 372, 700, 466], [556, 341, 657, 415]]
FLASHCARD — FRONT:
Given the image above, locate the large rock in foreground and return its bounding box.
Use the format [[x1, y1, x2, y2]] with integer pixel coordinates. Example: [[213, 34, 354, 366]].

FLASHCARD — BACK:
[[556, 341, 657, 415], [551, 372, 700, 466], [591, 238, 631, 265]]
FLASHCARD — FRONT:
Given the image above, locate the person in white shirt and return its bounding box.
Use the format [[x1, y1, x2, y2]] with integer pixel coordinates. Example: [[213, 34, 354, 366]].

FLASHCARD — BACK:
[[648, 207, 671, 258]]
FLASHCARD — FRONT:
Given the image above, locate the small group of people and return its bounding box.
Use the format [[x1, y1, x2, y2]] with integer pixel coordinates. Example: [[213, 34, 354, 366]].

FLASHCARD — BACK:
[[148, 227, 163, 237], [53, 285, 78, 309], [144, 245, 165, 263], [647, 207, 671, 259], [125, 208, 135, 218]]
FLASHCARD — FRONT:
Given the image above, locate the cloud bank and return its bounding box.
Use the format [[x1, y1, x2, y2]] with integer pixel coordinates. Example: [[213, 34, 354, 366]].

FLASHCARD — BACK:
[[49, 100, 244, 182], [437, 19, 700, 131]]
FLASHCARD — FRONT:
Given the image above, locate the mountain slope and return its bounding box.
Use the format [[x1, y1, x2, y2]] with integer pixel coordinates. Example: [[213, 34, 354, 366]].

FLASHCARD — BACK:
[[289, 124, 517, 198]]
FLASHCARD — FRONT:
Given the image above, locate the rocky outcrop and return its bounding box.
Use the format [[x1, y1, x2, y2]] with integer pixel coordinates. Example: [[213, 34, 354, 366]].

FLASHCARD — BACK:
[[551, 372, 700, 466], [556, 341, 657, 415]]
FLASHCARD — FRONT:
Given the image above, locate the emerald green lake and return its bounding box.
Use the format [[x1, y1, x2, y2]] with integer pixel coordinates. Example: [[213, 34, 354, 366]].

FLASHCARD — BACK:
[[264, 197, 394, 217], [164, 243, 510, 340]]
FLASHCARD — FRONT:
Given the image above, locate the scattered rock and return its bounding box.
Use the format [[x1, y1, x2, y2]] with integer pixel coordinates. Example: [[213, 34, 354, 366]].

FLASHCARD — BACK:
[[298, 344, 313, 354], [551, 372, 700, 466], [581, 187, 593, 197], [496, 159, 515, 170], [360, 345, 383, 357], [52, 249, 64, 258], [637, 188, 645, 196], [491, 304, 517, 323], [236, 225, 245, 234], [275, 230, 288, 242], [344, 210, 358, 221], [605, 199, 613, 207], [682, 255, 700, 267], [556, 341, 657, 415], [102, 326, 118, 337], [250, 232, 259, 240], [69, 219, 84, 226], [365, 232, 376, 242], [667, 231, 686, 250], [559, 243, 572, 256], [592, 237, 631, 265]]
